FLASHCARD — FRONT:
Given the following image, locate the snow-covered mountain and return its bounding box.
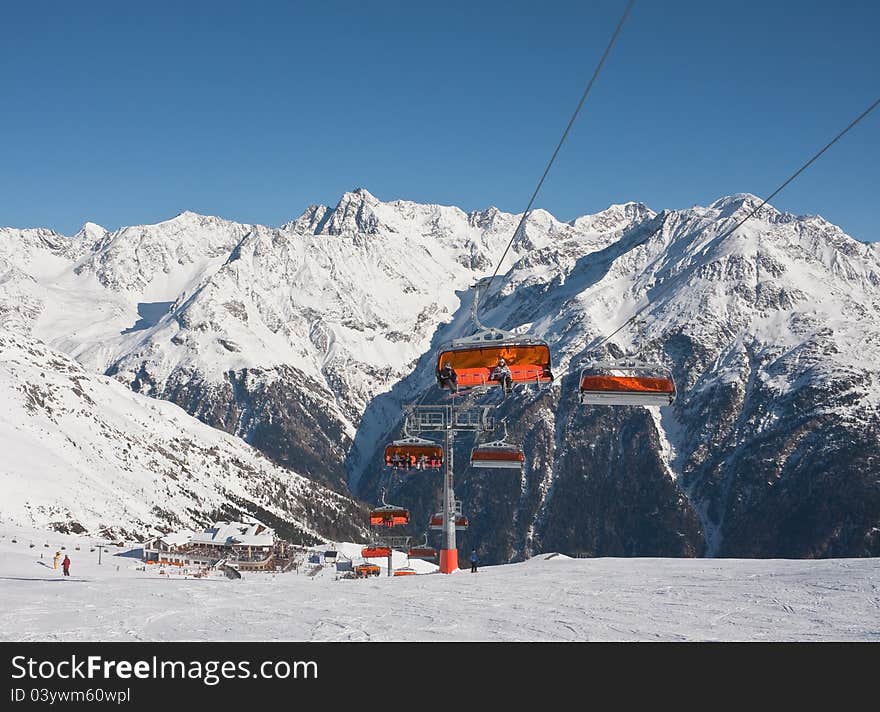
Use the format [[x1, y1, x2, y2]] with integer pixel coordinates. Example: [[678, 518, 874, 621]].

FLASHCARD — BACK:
[[0, 190, 650, 491], [2, 190, 878, 559], [0, 330, 367, 542], [347, 194, 880, 560]]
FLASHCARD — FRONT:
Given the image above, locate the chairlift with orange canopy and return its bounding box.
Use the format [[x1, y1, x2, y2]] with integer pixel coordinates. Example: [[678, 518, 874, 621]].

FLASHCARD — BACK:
[[470, 421, 524, 469], [361, 546, 392, 558], [579, 359, 676, 406], [428, 512, 468, 531], [369, 491, 410, 528], [407, 535, 437, 561], [369, 505, 410, 528], [383, 436, 443, 471], [436, 278, 552, 392]]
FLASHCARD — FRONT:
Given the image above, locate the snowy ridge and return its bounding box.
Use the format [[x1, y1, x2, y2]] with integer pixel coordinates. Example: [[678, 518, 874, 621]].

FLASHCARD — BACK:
[[0, 330, 366, 541], [0, 190, 649, 491]]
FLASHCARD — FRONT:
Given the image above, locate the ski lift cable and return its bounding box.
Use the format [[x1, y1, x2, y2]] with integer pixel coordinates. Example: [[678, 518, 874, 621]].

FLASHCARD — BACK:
[[580, 94, 880, 368], [709, 95, 880, 248], [481, 0, 635, 307], [587, 313, 640, 356]]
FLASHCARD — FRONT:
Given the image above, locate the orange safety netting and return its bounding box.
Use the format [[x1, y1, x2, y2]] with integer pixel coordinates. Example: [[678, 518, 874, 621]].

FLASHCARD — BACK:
[[470, 449, 524, 462], [579, 375, 675, 394]]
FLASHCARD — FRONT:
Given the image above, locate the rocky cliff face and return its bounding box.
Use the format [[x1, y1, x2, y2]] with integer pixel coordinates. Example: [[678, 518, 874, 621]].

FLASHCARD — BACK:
[[351, 195, 880, 561]]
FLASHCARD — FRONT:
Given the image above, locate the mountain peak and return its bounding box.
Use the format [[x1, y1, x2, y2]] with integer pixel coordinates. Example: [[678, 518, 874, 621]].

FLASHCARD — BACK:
[[570, 201, 656, 233], [75, 222, 108, 241], [318, 188, 385, 236], [169, 210, 208, 223], [339, 187, 379, 204], [708, 193, 773, 219], [467, 206, 506, 229]]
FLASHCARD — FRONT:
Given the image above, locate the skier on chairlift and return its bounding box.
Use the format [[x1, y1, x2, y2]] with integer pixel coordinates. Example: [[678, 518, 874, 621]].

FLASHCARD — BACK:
[[438, 360, 458, 393], [490, 358, 513, 395]]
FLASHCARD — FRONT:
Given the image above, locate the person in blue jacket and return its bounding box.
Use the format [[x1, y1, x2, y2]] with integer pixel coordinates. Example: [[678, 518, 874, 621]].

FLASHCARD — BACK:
[[470, 549, 478, 573]]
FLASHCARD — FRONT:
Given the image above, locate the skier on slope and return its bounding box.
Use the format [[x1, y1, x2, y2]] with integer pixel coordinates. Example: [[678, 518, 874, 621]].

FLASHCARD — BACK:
[[470, 549, 478, 573], [53, 551, 61, 570], [62, 555, 71, 577]]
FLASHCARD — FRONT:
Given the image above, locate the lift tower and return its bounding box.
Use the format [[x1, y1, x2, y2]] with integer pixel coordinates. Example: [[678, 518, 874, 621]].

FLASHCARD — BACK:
[[403, 402, 494, 573]]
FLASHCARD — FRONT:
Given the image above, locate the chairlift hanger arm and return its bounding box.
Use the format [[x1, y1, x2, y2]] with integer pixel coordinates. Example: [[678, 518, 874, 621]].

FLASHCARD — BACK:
[[471, 277, 490, 332]]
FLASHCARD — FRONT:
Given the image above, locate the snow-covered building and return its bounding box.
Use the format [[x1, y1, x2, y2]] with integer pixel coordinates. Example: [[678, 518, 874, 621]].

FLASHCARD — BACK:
[[143, 520, 279, 571]]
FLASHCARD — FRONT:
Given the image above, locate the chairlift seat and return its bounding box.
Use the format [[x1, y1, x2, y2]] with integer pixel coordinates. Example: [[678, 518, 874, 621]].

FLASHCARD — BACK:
[[428, 513, 468, 531], [369, 505, 410, 528], [361, 546, 392, 558], [436, 341, 553, 390], [470, 444, 524, 469], [407, 546, 437, 560], [384, 437, 443, 471], [579, 361, 676, 406]]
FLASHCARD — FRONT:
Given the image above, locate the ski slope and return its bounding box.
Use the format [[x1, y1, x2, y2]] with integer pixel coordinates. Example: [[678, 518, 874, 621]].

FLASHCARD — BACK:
[[1, 526, 876, 642]]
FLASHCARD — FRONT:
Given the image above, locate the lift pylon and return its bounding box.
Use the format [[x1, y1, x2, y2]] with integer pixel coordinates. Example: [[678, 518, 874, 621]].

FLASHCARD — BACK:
[[402, 403, 494, 573]]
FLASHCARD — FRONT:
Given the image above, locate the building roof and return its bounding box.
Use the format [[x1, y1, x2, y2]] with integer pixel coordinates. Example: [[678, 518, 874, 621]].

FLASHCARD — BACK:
[[163, 531, 195, 547], [188, 520, 275, 547], [146, 531, 194, 548]]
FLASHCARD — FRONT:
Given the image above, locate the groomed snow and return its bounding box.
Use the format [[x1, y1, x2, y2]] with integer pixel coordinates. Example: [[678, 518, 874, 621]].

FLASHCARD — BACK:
[[1, 526, 876, 642]]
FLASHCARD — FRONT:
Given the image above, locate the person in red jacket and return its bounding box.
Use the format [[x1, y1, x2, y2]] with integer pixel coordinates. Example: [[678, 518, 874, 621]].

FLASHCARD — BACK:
[[62, 555, 71, 576]]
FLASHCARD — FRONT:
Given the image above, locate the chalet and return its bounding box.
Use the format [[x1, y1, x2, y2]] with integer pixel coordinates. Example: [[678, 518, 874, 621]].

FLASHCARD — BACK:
[[143, 520, 279, 572]]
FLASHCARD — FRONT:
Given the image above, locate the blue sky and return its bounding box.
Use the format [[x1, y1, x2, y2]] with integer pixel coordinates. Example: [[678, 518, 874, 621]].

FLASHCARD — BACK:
[[1, 1, 878, 240]]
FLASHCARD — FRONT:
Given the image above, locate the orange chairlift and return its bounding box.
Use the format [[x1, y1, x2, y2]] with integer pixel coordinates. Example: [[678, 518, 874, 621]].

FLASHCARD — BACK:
[[369, 491, 410, 528], [578, 319, 676, 406], [436, 278, 552, 392], [393, 567, 418, 577], [470, 421, 524, 470], [578, 359, 676, 406], [383, 427, 443, 471], [407, 534, 437, 561], [429, 502, 468, 531], [361, 545, 392, 558]]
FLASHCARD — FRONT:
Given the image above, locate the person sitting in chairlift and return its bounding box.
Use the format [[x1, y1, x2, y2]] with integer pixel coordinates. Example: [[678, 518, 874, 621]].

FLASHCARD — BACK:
[[438, 361, 458, 393], [490, 358, 513, 394]]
